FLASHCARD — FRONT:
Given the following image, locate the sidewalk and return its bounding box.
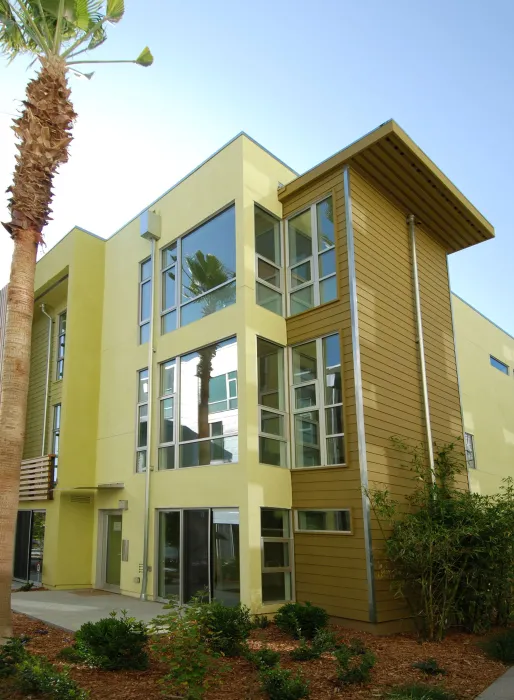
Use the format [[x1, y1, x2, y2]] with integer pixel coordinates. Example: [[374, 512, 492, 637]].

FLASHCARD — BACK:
[[11, 589, 166, 632], [475, 667, 514, 699]]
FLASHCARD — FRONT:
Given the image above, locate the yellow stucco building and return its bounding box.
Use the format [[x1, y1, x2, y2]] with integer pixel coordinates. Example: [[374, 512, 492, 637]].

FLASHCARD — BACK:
[[1, 120, 504, 632]]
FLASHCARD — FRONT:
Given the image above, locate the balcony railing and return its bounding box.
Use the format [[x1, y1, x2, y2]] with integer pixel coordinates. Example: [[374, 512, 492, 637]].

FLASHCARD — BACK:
[[19, 455, 54, 501]]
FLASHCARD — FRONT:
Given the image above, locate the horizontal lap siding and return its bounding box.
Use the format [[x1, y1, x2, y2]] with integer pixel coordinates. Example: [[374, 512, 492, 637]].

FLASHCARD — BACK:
[[284, 170, 369, 621]]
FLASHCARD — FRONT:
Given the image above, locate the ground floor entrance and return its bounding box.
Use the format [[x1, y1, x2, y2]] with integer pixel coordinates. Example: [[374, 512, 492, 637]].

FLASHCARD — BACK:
[[98, 510, 123, 592], [157, 508, 240, 606], [13, 510, 46, 583]]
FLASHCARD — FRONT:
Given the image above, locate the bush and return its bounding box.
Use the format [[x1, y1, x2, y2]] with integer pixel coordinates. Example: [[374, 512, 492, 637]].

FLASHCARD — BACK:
[[334, 643, 375, 685], [196, 600, 252, 657], [386, 684, 456, 700], [75, 610, 148, 670], [348, 638, 367, 655], [369, 439, 514, 640], [246, 647, 280, 669], [481, 628, 514, 663], [56, 646, 84, 663], [18, 581, 35, 592], [15, 656, 88, 699], [275, 602, 328, 640], [0, 636, 29, 678], [252, 614, 270, 629], [260, 667, 309, 700], [290, 639, 319, 661], [412, 658, 446, 676]]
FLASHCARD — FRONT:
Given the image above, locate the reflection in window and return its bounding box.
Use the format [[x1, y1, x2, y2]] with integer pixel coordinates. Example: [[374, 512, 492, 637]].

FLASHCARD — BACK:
[[464, 432, 477, 470], [295, 509, 351, 533], [52, 404, 61, 485], [261, 508, 292, 603], [136, 369, 148, 472], [179, 338, 238, 468], [139, 258, 152, 344], [255, 207, 283, 315], [56, 312, 66, 379], [258, 339, 287, 467], [291, 334, 344, 468], [287, 197, 337, 315], [158, 360, 176, 470], [490, 355, 509, 375]]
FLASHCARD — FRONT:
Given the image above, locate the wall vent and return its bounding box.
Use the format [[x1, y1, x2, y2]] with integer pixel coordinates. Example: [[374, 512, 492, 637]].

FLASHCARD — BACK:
[[70, 495, 92, 504]]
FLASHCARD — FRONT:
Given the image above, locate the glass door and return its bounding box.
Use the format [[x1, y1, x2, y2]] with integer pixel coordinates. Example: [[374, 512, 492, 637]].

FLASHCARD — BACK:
[[158, 511, 181, 599], [212, 508, 240, 606], [13, 511, 32, 580], [183, 509, 209, 602], [29, 512, 46, 583], [105, 514, 122, 588]]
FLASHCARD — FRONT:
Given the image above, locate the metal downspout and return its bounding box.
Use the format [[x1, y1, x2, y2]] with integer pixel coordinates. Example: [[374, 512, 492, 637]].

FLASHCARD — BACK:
[[343, 165, 377, 624], [40, 305, 53, 456], [408, 215, 435, 483], [140, 237, 156, 601]]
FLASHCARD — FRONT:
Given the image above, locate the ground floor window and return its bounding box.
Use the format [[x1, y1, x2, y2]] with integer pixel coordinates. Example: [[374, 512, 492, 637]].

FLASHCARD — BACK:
[[158, 508, 240, 606], [13, 510, 46, 583], [260, 508, 293, 603]]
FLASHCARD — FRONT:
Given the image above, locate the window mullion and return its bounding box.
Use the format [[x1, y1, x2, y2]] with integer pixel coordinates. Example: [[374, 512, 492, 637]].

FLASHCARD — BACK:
[[175, 357, 181, 469], [317, 338, 327, 466], [177, 237, 182, 328], [311, 205, 320, 307]]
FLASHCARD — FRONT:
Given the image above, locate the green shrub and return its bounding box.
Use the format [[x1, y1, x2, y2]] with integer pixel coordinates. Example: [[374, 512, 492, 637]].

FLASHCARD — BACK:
[[334, 643, 375, 685], [18, 581, 34, 592], [56, 646, 84, 663], [481, 627, 514, 663], [290, 639, 319, 661], [252, 614, 270, 629], [312, 628, 338, 653], [196, 600, 253, 657], [348, 637, 367, 655], [260, 667, 309, 700], [0, 637, 29, 678], [75, 610, 148, 670], [15, 656, 88, 699], [412, 658, 446, 676], [274, 602, 328, 640], [386, 684, 456, 700], [246, 647, 280, 669]]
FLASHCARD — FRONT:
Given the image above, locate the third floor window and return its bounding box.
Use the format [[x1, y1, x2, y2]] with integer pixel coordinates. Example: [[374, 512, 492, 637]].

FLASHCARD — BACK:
[[56, 311, 66, 379]]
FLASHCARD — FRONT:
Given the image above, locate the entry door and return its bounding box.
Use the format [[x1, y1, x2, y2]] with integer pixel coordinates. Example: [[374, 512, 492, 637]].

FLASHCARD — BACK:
[[105, 514, 122, 589]]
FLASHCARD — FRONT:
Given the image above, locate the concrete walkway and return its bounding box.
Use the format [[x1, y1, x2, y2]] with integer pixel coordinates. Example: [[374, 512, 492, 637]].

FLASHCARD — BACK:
[[11, 589, 166, 632], [475, 667, 514, 699]]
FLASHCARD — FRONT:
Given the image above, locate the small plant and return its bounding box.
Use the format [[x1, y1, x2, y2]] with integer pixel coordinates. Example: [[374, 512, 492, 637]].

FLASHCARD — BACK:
[[15, 656, 88, 699], [196, 600, 253, 657], [413, 658, 446, 676], [75, 610, 148, 670], [334, 643, 376, 685], [0, 636, 29, 677], [348, 637, 367, 655], [290, 638, 320, 661], [253, 614, 270, 629], [246, 647, 280, 669], [481, 627, 514, 663], [386, 684, 456, 700], [56, 646, 84, 663], [274, 602, 329, 640], [312, 628, 338, 653], [18, 581, 34, 592], [260, 667, 309, 700]]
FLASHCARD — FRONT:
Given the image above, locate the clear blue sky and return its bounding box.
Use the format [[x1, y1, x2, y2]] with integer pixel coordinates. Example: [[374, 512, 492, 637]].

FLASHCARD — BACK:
[[1, 0, 512, 333]]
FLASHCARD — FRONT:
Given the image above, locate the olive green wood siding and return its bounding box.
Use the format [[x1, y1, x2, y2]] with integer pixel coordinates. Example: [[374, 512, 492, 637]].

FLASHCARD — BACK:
[[283, 170, 370, 622]]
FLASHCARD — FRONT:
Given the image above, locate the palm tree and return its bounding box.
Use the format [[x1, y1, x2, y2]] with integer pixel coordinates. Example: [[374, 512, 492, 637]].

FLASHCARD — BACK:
[[0, 0, 152, 640]]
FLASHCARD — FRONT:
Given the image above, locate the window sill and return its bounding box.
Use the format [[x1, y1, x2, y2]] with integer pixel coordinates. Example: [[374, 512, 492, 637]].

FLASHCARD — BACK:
[[292, 464, 347, 472], [155, 462, 239, 473], [294, 529, 353, 536]]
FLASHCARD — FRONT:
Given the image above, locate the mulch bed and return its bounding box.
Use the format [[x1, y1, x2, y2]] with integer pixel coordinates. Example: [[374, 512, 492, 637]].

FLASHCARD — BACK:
[[7, 612, 507, 699]]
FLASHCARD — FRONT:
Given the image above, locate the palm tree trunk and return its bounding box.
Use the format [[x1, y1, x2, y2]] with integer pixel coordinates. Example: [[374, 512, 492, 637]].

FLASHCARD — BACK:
[[0, 56, 75, 641]]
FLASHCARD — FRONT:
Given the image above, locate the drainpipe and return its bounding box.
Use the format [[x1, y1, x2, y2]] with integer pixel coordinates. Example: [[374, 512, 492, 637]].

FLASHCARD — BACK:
[[408, 215, 435, 483], [140, 211, 161, 601], [40, 305, 53, 456]]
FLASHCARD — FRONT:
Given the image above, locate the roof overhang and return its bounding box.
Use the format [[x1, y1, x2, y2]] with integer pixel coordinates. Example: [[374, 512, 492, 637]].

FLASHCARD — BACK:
[[278, 120, 494, 253]]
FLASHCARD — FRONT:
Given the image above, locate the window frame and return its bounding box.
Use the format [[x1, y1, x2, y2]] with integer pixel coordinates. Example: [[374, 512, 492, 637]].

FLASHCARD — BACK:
[[464, 432, 477, 470], [289, 333, 345, 469], [51, 403, 61, 485], [490, 355, 509, 375], [260, 508, 294, 605], [254, 205, 285, 316], [159, 204, 236, 335], [158, 359, 177, 470], [257, 338, 289, 468], [285, 195, 337, 317], [294, 508, 352, 534], [56, 311, 67, 380], [139, 257, 152, 345], [136, 368, 149, 473]]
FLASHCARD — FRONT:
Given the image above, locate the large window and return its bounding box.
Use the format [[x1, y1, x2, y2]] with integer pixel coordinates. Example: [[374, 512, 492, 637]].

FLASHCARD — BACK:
[[56, 312, 66, 379], [136, 369, 148, 473], [286, 196, 337, 315], [464, 432, 477, 470], [257, 339, 287, 467], [291, 334, 344, 468], [255, 206, 283, 315], [51, 404, 60, 485], [139, 258, 152, 344], [158, 507, 240, 606], [261, 508, 293, 603], [159, 360, 176, 470], [295, 509, 351, 533], [160, 206, 236, 334]]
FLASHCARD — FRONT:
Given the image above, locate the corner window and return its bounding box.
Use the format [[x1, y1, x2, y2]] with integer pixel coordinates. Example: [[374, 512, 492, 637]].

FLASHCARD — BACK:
[[255, 207, 283, 316], [295, 509, 351, 533], [52, 404, 61, 484], [291, 334, 344, 468], [490, 355, 509, 375], [179, 337, 238, 468], [56, 312, 66, 379], [257, 338, 287, 467], [287, 196, 337, 316], [136, 369, 148, 472], [139, 258, 152, 344], [464, 432, 477, 470], [161, 244, 177, 334], [261, 508, 293, 603]]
